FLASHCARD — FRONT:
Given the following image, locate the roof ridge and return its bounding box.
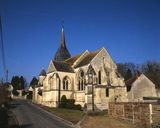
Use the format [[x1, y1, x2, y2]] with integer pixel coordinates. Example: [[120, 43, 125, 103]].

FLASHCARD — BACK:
[[65, 50, 89, 61], [90, 47, 103, 53], [74, 48, 102, 68]]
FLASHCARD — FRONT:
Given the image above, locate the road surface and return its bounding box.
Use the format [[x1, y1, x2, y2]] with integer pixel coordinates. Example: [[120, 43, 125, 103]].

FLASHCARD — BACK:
[[10, 100, 73, 128]]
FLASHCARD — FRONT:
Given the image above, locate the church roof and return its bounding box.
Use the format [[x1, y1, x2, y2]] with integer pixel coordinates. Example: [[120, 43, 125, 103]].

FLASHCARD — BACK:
[[39, 69, 46, 76], [65, 50, 89, 66], [52, 61, 74, 73], [65, 53, 82, 65], [54, 27, 71, 61], [74, 49, 101, 68]]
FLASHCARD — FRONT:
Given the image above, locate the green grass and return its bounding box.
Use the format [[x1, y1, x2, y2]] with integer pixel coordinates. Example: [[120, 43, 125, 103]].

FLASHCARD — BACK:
[[41, 106, 85, 124]]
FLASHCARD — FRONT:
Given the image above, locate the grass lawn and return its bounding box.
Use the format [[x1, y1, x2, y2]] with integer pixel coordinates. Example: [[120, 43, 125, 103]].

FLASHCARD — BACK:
[[81, 114, 141, 128], [39, 105, 85, 124]]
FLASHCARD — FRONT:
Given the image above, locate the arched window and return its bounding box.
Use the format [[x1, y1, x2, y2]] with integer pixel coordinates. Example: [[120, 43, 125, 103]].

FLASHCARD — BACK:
[[63, 76, 70, 90], [78, 70, 85, 91], [106, 88, 109, 97], [87, 65, 96, 84], [98, 71, 101, 84]]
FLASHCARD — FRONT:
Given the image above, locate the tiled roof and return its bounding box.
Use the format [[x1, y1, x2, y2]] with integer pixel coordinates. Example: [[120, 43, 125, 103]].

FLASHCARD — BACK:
[[125, 73, 142, 86], [125, 77, 137, 86], [52, 61, 74, 73], [65, 53, 82, 66], [75, 49, 101, 68]]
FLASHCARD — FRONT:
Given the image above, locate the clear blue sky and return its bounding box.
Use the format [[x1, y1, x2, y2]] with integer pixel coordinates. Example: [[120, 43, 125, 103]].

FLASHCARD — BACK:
[[0, 0, 160, 83]]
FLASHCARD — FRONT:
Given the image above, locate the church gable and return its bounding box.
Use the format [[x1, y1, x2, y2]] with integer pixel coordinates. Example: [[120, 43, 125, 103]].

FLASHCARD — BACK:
[[47, 61, 56, 73], [133, 74, 155, 88], [91, 47, 117, 70]]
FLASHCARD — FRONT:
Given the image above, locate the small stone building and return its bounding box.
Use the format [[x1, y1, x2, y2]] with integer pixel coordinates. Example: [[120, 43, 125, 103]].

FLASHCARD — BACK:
[[126, 73, 158, 102], [33, 27, 127, 110]]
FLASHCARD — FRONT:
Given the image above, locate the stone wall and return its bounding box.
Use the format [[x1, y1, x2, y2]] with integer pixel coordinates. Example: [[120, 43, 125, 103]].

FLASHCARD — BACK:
[[74, 91, 85, 106], [33, 87, 43, 104], [108, 102, 160, 126]]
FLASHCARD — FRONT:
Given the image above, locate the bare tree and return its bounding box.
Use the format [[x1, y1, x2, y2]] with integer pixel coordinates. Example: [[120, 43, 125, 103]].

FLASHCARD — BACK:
[[141, 61, 160, 88]]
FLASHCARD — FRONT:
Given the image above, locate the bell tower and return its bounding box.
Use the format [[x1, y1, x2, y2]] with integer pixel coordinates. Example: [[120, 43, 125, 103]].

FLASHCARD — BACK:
[[54, 26, 71, 61]]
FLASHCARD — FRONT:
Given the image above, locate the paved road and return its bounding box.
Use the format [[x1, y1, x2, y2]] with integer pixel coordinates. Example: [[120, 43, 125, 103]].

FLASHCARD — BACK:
[[10, 100, 73, 128]]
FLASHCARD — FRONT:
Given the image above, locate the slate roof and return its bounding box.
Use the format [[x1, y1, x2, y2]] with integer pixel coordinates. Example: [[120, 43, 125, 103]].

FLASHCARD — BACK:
[[39, 69, 46, 76], [54, 27, 71, 61], [52, 61, 74, 73], [75, 49, 101, 68]]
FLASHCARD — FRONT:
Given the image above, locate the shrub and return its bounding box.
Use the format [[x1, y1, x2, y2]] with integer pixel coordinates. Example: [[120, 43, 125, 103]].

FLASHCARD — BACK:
[[66, 99, 75, 109], [60, 95, 67, 108], [59, 95, 82, 110], [67, 99, 75, 105], [74, 104, 82, 110]]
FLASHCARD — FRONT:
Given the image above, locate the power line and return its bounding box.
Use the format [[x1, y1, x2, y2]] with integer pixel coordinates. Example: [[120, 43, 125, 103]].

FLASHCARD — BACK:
[[0, 16, 8, 82]]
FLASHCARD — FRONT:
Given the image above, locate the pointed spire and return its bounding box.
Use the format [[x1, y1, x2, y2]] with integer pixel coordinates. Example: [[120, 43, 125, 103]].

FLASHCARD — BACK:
[[60, 25, 66, 48], [54, 25, 71, 61]]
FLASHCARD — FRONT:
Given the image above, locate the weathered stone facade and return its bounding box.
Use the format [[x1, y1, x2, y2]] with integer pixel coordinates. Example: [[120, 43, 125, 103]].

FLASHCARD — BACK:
[[33, 27, 128, 110], [33, 48, 127, 110]]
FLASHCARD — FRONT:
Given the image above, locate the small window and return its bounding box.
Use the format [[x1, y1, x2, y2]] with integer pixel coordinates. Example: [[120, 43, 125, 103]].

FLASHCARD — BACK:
[[98, 71, 101, 84], [78, 70, 85, 91], [78, 80, 80, 90], [63, 77, 69, 90], [63, 80, 65, 90], [66, 80, 68, 90], [106, 88, 109, 97]]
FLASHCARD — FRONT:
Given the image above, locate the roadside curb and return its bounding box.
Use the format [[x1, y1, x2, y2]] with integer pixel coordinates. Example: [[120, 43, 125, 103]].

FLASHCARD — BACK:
[[28, 101, 77, 128], [76, 114, 87, 127]]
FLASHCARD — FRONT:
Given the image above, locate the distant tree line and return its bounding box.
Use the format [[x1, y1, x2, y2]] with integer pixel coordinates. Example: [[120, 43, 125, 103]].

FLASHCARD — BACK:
[[11, 76, 27, 90], [117, 60, 160, 88], [29, 77, 38, 89]]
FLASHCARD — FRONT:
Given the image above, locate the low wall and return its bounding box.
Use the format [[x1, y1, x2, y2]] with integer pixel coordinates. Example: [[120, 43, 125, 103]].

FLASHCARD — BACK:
[[108, 102, 160, 126]]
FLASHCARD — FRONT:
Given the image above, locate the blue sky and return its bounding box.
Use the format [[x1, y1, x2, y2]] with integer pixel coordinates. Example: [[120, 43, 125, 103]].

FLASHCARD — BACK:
[[0, 0, 160, 83]]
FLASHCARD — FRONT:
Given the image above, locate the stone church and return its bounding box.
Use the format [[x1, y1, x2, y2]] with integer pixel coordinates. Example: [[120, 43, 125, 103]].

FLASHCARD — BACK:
[[33, 27, 127, 110]]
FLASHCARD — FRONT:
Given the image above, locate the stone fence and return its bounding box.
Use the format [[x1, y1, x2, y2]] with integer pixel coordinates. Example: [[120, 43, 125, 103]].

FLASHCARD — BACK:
[[108, 102, 160, 127]]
